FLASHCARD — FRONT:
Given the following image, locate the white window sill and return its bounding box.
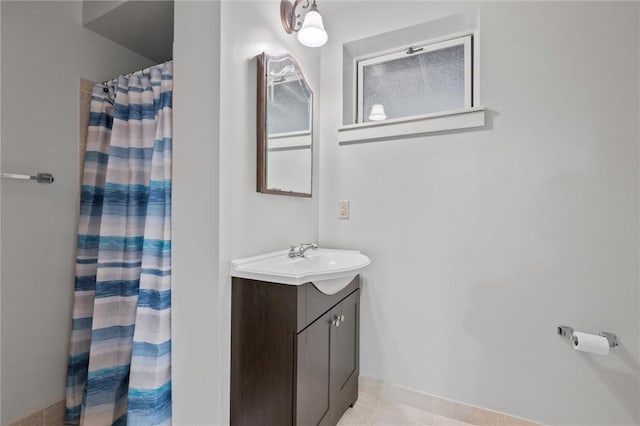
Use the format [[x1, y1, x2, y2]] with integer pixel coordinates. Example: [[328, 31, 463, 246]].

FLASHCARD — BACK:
[[337, 107, 486, 144]]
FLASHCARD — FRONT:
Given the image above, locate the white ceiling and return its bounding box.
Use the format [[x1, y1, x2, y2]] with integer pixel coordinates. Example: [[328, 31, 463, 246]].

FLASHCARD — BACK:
[[80, 0, 368, 63], [83, 0, 174, 63]]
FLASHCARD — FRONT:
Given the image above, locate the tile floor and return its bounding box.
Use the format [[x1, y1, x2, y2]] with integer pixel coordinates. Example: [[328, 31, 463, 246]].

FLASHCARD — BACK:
[[338, 392, 473, 426]]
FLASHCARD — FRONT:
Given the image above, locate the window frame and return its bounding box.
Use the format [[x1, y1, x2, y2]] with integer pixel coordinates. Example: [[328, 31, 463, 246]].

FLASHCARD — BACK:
[[356, 34, 473, 124]]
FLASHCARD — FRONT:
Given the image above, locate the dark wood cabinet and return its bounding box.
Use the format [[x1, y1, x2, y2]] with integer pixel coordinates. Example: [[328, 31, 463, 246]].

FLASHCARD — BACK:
[[329, 290, 359, 424], [295, 309, 332, 426], [231, 275, 360, 426]]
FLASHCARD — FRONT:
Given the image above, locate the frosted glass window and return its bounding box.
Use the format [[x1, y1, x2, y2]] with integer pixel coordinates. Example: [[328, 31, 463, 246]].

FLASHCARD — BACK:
[[267, 80, 311, 135], [357, 35, 472, 123]]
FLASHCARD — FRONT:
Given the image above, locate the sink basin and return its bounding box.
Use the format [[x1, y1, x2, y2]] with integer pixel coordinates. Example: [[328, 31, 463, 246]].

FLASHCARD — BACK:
[[231, 248, 370, 293]]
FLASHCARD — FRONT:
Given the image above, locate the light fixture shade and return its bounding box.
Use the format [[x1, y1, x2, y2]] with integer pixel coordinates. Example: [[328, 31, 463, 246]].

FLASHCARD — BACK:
[[297, 10, 328, 47], [368, 104, 387, 121]]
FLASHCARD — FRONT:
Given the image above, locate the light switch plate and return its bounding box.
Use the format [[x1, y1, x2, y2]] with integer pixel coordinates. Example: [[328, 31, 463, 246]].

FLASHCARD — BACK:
[[338, 200, 350, 219]]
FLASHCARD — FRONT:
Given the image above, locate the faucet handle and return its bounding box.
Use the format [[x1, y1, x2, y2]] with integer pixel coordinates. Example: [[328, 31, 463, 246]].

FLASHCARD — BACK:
[[289, 243, 317, 258], [288, 245, 302, 258]]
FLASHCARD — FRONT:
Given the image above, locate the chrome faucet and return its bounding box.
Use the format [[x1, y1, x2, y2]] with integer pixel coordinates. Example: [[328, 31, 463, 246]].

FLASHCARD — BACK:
[[288, 243, 318, 258]]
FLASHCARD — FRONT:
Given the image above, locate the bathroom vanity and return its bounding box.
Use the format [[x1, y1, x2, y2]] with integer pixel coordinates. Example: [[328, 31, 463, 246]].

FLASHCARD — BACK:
[[231, 244, 371, 426], [230, 248, 370, 426]]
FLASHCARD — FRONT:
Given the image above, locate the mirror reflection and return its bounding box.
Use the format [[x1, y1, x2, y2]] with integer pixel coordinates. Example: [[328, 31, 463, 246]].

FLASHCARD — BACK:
[[257, 53, 313, 196]]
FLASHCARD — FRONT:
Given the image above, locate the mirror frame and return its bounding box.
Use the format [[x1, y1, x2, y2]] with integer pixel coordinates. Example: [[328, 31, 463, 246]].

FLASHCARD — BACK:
[[257, 52, 313, 197]]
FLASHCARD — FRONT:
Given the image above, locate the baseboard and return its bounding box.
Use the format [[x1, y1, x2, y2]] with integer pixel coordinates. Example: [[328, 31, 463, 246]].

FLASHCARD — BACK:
[[10, 384, 540, 426], [9, 400, 65, 426], [359, 376, 541, 426]]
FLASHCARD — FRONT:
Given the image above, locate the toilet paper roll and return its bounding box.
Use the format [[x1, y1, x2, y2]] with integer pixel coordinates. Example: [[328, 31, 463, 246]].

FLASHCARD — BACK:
[[572, 331, 610, 355]]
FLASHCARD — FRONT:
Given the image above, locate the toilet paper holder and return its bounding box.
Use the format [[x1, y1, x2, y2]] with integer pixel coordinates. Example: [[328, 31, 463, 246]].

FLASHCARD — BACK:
[[557, 325, 619, 348]]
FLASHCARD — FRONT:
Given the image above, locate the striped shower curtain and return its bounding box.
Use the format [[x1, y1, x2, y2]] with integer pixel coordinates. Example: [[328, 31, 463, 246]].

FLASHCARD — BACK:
[[65, 62, 173, 426]]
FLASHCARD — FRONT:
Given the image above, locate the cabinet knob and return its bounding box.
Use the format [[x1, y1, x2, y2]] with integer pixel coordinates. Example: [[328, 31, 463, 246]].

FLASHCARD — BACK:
[[340, 315, 345, 322], [332, 315, 341, 327]]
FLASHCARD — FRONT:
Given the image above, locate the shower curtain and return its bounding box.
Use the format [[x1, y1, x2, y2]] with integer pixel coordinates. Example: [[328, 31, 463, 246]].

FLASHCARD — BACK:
[[65, 61, 173, 426]]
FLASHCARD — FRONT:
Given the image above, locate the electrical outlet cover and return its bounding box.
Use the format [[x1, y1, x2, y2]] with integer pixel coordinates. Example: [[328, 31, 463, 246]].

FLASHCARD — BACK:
[[338, 200, 350, 219]]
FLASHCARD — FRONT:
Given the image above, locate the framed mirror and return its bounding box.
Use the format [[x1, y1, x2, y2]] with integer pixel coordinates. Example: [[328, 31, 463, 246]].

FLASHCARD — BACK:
[[257, 52, 313, 197]]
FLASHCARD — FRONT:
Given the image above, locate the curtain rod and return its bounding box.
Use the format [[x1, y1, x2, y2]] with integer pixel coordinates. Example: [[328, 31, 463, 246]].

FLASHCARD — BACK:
[[100, 61, 170, 86]]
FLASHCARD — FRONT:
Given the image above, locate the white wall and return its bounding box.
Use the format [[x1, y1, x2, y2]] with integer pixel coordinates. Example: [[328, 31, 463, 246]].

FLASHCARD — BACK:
[[217, 2, 320, 423], [1, 4, 4, 423], [0, 2, 154, 423], [318, 2, 639, 425], [171, 1, 319, 424], [172, 1, 222, 424]]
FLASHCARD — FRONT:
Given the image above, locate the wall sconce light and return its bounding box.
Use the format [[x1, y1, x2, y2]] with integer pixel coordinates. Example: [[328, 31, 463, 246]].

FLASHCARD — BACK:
[[280, 0, 328, 48]]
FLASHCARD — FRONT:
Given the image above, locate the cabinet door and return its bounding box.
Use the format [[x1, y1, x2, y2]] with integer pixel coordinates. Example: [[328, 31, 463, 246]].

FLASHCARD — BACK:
[[295, 311, 332, 426], [330, 289, 360, 424]]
